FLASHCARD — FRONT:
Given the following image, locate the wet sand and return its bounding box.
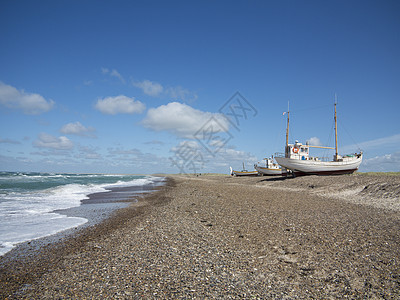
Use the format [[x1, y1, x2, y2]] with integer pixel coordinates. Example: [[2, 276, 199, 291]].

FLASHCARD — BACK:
[[1, 174, 399, 298]]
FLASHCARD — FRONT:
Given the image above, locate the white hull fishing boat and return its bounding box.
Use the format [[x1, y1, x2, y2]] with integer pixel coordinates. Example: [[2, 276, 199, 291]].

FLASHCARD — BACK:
[[276, 151, 362, 176], [230, 164, 259, 176], [254, 157, 282, 175], [275, 102, 362, 176]]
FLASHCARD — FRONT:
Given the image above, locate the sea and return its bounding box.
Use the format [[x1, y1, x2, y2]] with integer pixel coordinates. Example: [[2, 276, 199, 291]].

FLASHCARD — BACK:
[[0, 171, 165, 256]]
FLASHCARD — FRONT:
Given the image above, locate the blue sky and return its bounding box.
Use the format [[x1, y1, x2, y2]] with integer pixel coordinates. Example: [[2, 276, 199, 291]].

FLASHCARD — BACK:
[[1, 0, 399, 174]]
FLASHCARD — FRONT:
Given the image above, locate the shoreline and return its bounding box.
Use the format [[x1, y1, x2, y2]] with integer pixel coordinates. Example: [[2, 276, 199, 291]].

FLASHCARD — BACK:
[[0, 178, 168, 296], [1, 174, 399, 298], [0, 178, 165, 259]]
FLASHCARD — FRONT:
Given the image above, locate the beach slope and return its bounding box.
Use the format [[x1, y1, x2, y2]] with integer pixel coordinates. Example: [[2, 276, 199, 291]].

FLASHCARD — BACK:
[[1, 174, 399, 298]]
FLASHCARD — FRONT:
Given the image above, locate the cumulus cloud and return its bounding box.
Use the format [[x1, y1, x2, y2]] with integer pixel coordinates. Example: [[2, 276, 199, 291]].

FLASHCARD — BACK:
[[95, 95, 145, 115], [107, 147, 143, 156], [101, 68, 125, 84], [76, 145, 102, 160], [133, 79, 197, 102], [357, 134, 400, 150], [133, 80, 164, 97], [60, 121, 96, 138], [169, 140, 258, 174], [361, 151, 400, 172], [341, 134, 400, 172], [106, 147, 162, 167], [306, 137, 322, 146], [166, 86, 198, 102], [142, 102, 229, 138], [171, 140, 202, 153], [33, 133, 74, 150], [110, 69, 125, 84], [0, 82, 54, 114], [341, 133, 400, 154], [219, 147, 258, 169]]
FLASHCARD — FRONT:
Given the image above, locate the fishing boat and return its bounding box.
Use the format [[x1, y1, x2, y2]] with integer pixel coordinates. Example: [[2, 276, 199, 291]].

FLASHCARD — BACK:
[[275, 102, 363, 176], [254, 157, 282, 175], [230, 163, 259, 176]]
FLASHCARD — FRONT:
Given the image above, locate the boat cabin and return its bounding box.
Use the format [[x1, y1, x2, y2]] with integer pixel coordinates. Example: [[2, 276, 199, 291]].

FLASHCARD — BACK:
[[285, 141, 311, 160], [265, 157, 280, 169]]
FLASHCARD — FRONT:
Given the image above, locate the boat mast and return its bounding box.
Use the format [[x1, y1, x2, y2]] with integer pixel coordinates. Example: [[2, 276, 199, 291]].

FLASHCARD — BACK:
[[285, 102, 290, 157], [334, 97, 338, 161]]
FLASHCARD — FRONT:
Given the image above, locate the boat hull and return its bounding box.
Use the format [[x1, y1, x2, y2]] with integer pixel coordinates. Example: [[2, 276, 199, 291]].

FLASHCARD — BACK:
[[230, 166, 259, 176], [254, 165, 282, 176], [232, 171, 259, 176], [275, 155, 362, 176]]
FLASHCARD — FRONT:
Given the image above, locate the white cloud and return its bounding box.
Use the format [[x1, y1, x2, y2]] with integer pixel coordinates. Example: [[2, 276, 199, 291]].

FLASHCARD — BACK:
[[358, 134, 400, 150], [171, 142, 256, 164], [171, 140, 201, 153], [213, 147, 258, 170], [166, 86, 198, 102], [133, 79, 197, 101], [110, 69, 125, 84], [306, 137, 322, 146], [0, 82, 54, 115], [107, 147, 143, 156], [169, 140, 258, 174], [133, 79, 164, 97], [101, 68, 125, 84], [341, 133, 400, 153], [361, 151, 400, 172], [95, 95, 145, 115], [106, 147, 162, 166], [31, 149, 72, 157], [77, 145, 102, 160], [60, 121, 96, 138], [33, 133, 74, 150], [142, 102, 230, 138]]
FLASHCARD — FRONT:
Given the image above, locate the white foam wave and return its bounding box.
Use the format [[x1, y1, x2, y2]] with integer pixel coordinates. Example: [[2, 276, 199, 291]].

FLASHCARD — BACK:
[[0, 175, 165, 256]]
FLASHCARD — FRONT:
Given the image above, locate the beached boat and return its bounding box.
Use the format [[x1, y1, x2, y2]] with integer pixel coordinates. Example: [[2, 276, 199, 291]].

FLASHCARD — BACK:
[[275, 102, 363, 176], [230, 164, 259, 176], [254, 157, 282, 175]]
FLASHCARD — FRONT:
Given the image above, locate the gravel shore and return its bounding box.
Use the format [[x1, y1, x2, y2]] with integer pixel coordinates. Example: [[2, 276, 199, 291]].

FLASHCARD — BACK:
[[1, 174, 399, 299]]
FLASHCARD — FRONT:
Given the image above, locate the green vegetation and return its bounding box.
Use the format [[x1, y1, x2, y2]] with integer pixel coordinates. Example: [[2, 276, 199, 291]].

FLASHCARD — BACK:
[[357, 172, 400, 176]]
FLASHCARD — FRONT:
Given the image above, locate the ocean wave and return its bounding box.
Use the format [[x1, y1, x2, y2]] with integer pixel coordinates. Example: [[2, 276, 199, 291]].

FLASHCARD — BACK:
[[0, 173, 164, 256]]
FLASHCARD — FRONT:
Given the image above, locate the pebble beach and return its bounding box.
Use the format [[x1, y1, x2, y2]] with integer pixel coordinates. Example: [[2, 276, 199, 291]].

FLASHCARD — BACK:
[[1, 173, 399, 299]]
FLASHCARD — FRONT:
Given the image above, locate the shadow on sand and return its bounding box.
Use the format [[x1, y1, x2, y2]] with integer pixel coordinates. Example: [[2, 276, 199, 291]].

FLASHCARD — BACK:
[[257, 176, 291, 183]]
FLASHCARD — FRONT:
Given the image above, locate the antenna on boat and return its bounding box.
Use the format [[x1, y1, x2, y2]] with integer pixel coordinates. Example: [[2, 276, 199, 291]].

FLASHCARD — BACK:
[[334, 94, 338, 161], [285, 101, 290, 157]]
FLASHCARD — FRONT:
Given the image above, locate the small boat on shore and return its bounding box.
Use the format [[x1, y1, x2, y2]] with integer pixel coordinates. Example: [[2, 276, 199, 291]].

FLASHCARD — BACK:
[[254, 157, 282, 176], [230, 164, 259, 176], [275, 101, 363, 176]]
